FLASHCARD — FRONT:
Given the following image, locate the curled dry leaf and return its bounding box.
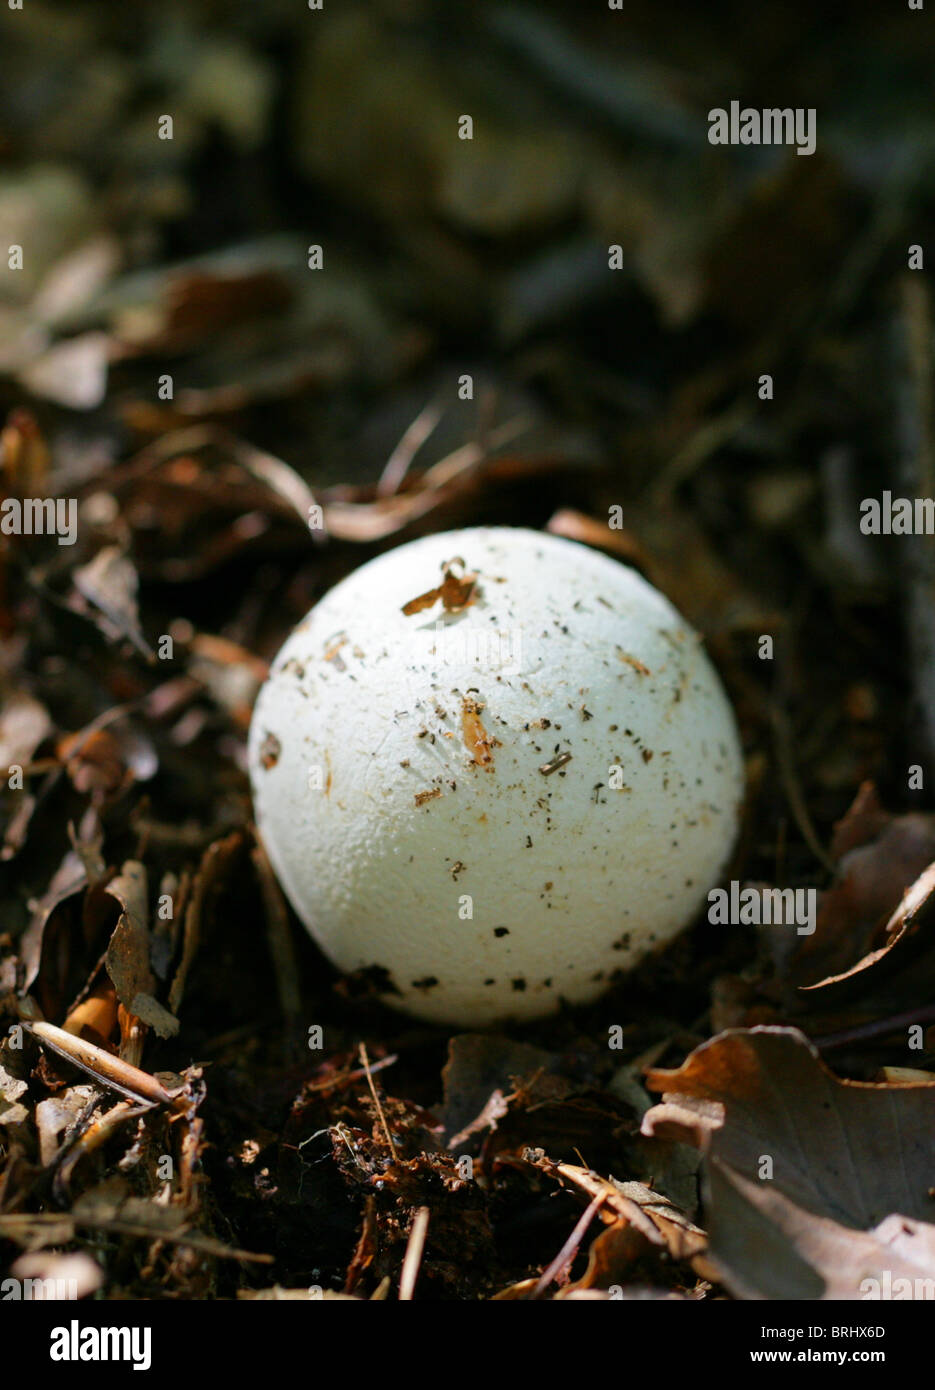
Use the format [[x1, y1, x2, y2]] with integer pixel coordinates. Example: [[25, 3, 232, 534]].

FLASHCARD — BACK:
[[35, 1085, 97, 1167], [793, 784, 935, 989], [803, 858, 935, 993], [20, 850, 89, 991]]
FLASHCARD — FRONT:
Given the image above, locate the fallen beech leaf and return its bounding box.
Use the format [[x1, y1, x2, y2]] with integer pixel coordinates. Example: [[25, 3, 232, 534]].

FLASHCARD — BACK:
[[644, 1028, 935, 1223], [546, 507, 653, 569], [58, 727, 126, 797], [169, 830, 246, 1014], [804, 859, 935, 991], [643, 1027, 935, 1297], [794, 792, 935, 988], [557, 1220, 655, 1295]]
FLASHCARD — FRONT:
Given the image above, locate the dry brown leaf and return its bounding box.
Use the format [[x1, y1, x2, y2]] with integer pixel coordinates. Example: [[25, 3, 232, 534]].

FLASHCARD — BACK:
[[644, 1027, 935, 1298], [103, 861, 155, 1014]]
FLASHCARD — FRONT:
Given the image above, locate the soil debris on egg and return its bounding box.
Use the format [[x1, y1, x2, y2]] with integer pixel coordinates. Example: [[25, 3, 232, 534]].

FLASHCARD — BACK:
[[401, 556, 479, 616]]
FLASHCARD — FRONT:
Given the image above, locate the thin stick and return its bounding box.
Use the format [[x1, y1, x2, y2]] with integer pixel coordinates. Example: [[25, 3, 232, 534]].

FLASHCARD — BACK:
[[813, 1004, 935, 1052], [539, 752, 572, 776], [359, 1042, 397, 1160], [769, 702, 835, 873], [0, 1212, 271, 1264], [532, 1190, 605, 1298], [305, 1052, 398, 1094], [377, 398, 444, 497], [399, 1207, 430, 1301], [26, 1020, 179, 1108]]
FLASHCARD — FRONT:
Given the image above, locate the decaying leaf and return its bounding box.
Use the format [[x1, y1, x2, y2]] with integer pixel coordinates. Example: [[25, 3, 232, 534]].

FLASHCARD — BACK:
[[644, 1027, 935, 1297], [103, 861, 155, 1012]]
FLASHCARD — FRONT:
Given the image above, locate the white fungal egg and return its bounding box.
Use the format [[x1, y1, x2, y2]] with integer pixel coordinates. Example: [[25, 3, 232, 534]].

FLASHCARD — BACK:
[[248, 526, 743, 1025]]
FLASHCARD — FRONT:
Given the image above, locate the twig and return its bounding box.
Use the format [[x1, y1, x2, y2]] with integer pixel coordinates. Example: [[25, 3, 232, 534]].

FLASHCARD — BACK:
[[0, 1212, 272, 1264], [813, 1004, 935, 1053], [768, 701, 835, 873], [399, 1207, 430, 1301], [359, 1042, 397, 1160], [377, 398, 444, 497], [539, 752, 572, 776], [532, 1190, 605, 1298], [305, 1052, 398, 1094], [25, 1019, 180, 1108]]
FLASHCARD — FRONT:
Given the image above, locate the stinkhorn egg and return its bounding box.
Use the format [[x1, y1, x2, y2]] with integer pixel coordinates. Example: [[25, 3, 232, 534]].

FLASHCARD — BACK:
[[248, 526, 743, 1025]]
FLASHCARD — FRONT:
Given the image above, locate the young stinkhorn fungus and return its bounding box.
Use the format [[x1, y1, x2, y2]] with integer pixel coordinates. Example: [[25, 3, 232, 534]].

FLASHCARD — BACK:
[[248, 526, 743, 1025]]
